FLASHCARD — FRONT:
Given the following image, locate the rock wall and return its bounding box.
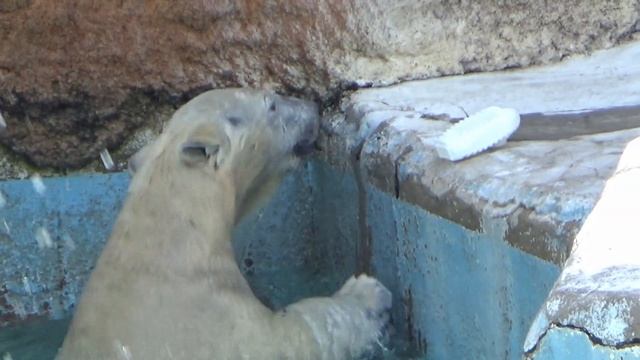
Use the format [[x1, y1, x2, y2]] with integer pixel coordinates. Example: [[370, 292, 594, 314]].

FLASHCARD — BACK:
[[0, 0, 638, 169]]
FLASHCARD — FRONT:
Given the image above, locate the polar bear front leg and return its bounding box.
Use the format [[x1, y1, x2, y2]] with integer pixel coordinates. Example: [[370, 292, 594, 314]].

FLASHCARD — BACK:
[[277, 274, 392, 360]]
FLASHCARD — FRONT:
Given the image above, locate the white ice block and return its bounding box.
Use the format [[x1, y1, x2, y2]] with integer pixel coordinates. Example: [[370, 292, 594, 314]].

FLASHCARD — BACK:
[[435, 106, 520, 161]]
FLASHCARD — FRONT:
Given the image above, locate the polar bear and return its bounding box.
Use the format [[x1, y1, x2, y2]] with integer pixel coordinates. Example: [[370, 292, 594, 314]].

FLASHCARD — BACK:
[[57, 88, 391, 360]]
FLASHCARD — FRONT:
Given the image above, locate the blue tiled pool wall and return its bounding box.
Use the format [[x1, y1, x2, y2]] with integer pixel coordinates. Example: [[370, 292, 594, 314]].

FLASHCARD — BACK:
[[0, 160, 560, 359]]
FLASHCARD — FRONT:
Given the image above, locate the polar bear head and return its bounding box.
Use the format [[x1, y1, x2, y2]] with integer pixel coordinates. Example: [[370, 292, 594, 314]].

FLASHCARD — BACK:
[[128, 88, 319, 222]]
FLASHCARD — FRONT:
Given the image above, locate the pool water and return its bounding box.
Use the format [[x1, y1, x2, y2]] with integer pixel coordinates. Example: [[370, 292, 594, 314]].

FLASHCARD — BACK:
[[0, 319, 69, 360], [0, 318, 413, 359]]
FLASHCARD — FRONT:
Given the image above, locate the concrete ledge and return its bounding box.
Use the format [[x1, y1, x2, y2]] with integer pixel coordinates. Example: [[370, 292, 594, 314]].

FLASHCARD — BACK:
[[321, 40, 640, 266], [524, 137, 640, 357], [318, 40, 640, 358]]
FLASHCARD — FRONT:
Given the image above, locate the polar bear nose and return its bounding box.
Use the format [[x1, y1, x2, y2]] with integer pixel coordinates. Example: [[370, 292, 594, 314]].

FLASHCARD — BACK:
[[293, 139, 317, 156], [293, 111, 319, 157]]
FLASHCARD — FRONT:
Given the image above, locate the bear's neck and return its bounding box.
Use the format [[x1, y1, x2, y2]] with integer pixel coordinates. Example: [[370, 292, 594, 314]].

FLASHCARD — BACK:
[[102, 171, 240, 277]]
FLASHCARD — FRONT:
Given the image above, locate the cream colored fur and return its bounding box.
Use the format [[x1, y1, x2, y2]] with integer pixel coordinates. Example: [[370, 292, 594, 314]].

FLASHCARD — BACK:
[[57, 89, 391, 360]]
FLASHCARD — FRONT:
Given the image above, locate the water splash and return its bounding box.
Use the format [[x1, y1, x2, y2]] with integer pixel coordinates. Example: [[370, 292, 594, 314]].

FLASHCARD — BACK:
[[35, 227, 53, 249], [114, 340, 132, 360], [22, 276, 32, 295], [2, 352, 13, 360], [30, 174, 46, 195], [11, 301, 26, 319], [164, 345, 175, 359], [63, 233, 76, 251], [3, 219, 10, 235], [100, 149, 115, 171]]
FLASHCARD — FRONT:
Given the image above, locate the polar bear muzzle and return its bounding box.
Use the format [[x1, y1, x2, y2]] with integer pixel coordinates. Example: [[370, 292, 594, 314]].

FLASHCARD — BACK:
[[265, 93, 320, 158]]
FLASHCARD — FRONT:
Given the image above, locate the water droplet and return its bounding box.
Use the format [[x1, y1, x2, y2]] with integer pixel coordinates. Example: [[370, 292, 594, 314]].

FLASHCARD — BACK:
[[114, 340, 132, 360], [22, 276, 32, 294], [63, 233, 76, 251], [0, 111, 6, 130], [17, 170, 28, 180], [165, 345, 174, 358], [30, 174, 46, 195], [100, 149, 115, 171], [35, 227, 53, 249], [3, 220, 10, 235], [0, 191, 6, 208], [12, 301, 26, 318]]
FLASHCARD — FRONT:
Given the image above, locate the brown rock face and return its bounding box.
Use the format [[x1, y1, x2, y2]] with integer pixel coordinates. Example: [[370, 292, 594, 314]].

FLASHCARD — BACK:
[[0, 0, 638, 169]]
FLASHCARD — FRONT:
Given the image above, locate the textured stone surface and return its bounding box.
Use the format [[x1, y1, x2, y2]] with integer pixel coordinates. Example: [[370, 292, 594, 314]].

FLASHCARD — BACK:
[[0, 0, 639, 168], [319, 42, 640, 264], [346, 41, 640, 140], [524, 137, 640, 355], [528, 327, 640, 359]]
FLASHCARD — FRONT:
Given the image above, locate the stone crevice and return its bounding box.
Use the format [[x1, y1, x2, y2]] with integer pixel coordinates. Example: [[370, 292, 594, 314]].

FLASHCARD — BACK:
[[525, 322, 640, 358]]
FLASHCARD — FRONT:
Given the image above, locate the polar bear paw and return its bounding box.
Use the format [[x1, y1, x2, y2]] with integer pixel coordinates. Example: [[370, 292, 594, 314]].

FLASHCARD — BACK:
[[334, 274, 393, 353]]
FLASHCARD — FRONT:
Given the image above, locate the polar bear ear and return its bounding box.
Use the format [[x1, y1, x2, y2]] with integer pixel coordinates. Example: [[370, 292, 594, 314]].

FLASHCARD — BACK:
[[179, 123, 230, 170]]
